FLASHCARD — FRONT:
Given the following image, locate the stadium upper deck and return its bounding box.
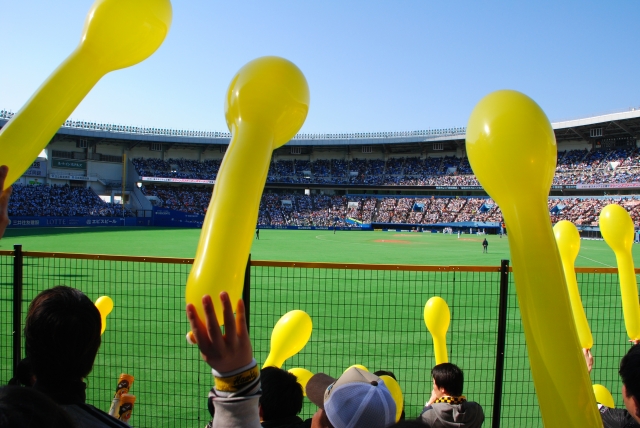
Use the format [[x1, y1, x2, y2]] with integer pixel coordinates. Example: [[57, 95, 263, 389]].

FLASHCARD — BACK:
[[1, 107, 639, 199], [2, 106, 639, 148]]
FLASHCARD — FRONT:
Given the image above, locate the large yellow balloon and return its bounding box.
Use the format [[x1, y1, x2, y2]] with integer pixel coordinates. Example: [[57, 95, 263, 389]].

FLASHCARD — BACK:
[[95, 296, 114, 335], [263, 310, 313, 368], [424, 297, 450, 365], [288, 368, 314, 396], [466, 90, 599, 427], [379, 375, 403, 422], [185, 57, 309, 325], [553, 220, 593, 348], [600, 204, 640, 340], [0, 0, 172, 186], [593, 384, 615, 408]]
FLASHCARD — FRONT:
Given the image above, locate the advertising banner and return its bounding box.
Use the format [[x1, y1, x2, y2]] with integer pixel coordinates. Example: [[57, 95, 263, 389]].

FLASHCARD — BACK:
[[23, 159, 47, 177], [141, 177, 216, 185], [7, 216, 136, 228], [577, 182, 640, 190], [52, 159, 87, 170], [49, 173, 97, 181]]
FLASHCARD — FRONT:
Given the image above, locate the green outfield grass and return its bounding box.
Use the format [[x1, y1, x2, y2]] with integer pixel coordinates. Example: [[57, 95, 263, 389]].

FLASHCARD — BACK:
[[0, 227, 632, 267], [0, 227, 634, 427]]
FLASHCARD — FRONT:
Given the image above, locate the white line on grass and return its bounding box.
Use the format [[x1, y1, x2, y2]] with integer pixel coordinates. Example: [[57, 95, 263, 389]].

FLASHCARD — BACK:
[[577, 255, 615, 268]]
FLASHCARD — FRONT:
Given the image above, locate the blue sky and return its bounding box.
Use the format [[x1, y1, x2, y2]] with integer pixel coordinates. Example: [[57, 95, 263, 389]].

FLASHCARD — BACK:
[[1, 1, 638, 134]]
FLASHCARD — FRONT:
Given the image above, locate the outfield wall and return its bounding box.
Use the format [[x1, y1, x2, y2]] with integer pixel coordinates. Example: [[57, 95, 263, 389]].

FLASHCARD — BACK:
[[6, 216, 139, 228]]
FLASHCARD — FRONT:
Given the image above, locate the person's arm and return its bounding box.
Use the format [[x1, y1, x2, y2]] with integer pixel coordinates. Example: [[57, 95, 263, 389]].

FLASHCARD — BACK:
[[186, 292, 261, 428], [0, 166, 12, 239]]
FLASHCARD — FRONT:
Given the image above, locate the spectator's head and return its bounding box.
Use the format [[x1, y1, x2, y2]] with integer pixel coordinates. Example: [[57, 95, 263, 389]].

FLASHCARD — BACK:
[[0, 386, 76, 428], [620, 344, 640, 422], [307, 367, 396, 428], [431, 363, 464, 397], [259, 367, 304, 422], [24, 286, 101, 384]]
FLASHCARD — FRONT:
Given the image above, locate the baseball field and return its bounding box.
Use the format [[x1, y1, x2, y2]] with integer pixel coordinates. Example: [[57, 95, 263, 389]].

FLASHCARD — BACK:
[[0, 227, 635, 427]]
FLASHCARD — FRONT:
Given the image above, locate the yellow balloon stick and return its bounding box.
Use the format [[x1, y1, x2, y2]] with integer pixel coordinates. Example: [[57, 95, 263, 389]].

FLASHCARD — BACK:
[[185, 57, 309, 326], [288, 368, 314, 396], [95, 296, 114, 335], [0, 0, 172, 187], [466, 90, 599, 426], [263, 310, 313, 368], [424, 297, 450, 365], [599, 204, 640, 340], [553, 220, 593, 349], [593, 384, 615, 408], [378, 375, 403, 423]]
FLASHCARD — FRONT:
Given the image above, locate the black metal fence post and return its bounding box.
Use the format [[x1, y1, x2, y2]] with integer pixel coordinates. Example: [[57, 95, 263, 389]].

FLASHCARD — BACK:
[[492, 259, 510, 428], [12, 244, 23, 379], [243, 254, 251, 334]]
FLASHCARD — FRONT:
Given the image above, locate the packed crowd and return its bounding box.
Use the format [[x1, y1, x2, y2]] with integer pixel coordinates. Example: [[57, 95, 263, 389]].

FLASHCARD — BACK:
[[132, 158, 221, 180], [7, 178, 640, 227], [135, 185, 640, 227], [7, 184, 133, 217], [132, 147, 640, 187]]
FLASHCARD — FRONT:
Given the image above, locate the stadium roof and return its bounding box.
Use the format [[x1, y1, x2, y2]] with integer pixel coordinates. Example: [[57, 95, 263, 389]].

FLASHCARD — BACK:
[[1, 107, 639, 149]]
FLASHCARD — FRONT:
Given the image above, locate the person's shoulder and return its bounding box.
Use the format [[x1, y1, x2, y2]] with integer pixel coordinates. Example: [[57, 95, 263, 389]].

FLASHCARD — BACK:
[[62, 403, 130, 428], [599, 406, 640, 427]]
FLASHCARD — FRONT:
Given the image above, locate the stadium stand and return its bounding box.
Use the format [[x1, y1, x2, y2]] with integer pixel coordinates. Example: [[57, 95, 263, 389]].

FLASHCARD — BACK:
[[8, 184, 133, 217], [3, 107, 640, 230]]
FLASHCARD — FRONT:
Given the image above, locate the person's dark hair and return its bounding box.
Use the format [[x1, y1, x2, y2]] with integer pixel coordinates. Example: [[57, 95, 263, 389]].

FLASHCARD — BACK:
[[431, 363, 464, 397], [620, 344, 640, 399], [0, 386, 76, 427], [24, 286, 101, 383], [373, 370, 397, 379], [260, 366, 303, 421]]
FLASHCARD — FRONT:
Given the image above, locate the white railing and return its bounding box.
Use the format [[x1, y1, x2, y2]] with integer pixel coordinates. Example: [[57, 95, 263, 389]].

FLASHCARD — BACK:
[[0, 109, 465, 140]]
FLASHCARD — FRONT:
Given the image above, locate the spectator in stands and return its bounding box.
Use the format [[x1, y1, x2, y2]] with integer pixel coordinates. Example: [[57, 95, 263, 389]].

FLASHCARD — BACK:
[[25, 286, 129, 428], [204, 366, 308, 428], [419, 363, 484, 428], [585, 342, 640, 427], [8, 183, 133, 218], [306, 367, 396, 428], [186, 292, 261, 428], [0, 165, 12, 239], [259, 367, 309, 428]]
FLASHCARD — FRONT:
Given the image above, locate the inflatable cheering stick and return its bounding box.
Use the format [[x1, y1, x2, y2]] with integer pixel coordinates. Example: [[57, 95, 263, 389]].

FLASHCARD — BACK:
[[600, 204, 640, 341], [593, 384, 615, 408], [263, 310, 313, 368], [378, 375, 403, 422], [424, 297, 450, 365], [95, 296, 114, 335], [553, 220, 593, 348], [0, 0, 172, 186], [288, 368, 314, 396], [466, 90, 599, 426], [185, 57, 309, 327]]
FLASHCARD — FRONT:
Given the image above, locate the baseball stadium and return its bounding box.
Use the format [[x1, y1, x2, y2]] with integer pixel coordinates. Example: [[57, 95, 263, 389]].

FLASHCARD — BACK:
[[1, 2, 639, 428], [2, 106, 640, 427]]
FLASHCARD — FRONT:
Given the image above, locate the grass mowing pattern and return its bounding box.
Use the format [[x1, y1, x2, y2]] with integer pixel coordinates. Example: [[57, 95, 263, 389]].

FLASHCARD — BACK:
[[0, 227, 635, 427]]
